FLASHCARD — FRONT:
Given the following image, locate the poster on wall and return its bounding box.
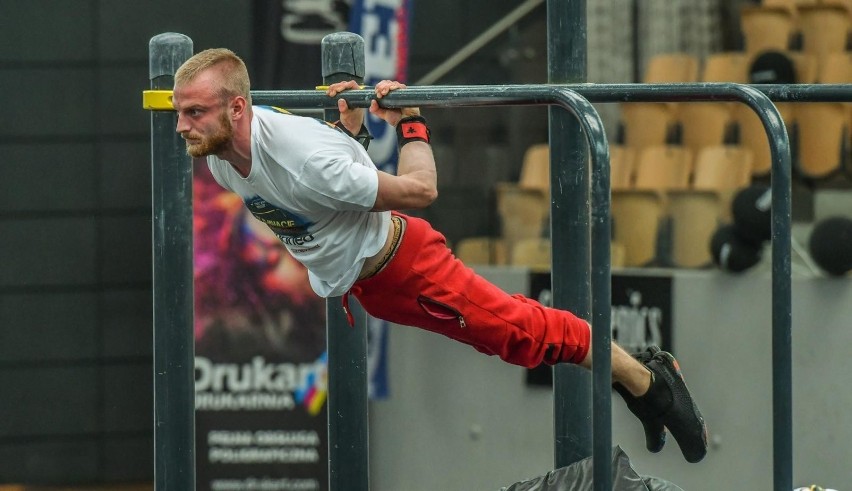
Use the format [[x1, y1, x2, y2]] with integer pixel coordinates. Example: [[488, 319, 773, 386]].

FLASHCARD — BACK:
[[526, 272, 673, 387], [193, 2, 413, 487], [193, 160, 329, 491]]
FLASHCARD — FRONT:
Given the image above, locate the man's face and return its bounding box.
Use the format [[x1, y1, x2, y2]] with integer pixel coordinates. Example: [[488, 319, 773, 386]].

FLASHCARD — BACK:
[[173, 71, 234, 158]]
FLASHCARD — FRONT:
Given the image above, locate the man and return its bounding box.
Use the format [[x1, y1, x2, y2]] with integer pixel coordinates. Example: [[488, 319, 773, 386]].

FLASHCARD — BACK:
[[172, 48, 708, 463]]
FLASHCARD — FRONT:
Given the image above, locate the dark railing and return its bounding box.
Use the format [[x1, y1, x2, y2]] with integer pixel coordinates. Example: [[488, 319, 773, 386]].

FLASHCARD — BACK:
[[150, 29, 852, 491]]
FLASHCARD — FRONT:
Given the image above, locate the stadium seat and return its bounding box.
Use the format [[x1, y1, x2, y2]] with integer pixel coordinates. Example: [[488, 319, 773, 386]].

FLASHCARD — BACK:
[[611, 190, 666, 267], [667, 191, 724, 268], [740, 4, 796, 54], [678, 103, 735, 163], [692, 145, 754, 191], [518, 143, 550, 200], [620, 103, 676, 152], [643, 53, 700, 83], [454, 237, 509, 266], [702, 51, 750, 82], [795, 102, 849, 179], [610, 145, 636, 191], [633, 145, 693, 192], [510, 238, 551, 272], [495, 184, 549, 256]]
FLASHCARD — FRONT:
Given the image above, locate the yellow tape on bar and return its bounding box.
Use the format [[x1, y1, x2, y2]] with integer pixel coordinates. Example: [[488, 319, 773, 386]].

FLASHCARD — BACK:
[[315, 85, 367, 90], [143, 90, 175, 110], [145, 86, 368, 110]]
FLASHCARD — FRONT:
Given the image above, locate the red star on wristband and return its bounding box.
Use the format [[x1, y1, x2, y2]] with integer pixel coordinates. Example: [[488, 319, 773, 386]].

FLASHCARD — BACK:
[[401, 121, 429, 140]]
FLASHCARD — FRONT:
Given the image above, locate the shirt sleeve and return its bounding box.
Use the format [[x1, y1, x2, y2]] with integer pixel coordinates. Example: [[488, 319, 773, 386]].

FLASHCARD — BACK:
[[297, 148, 379, 211]]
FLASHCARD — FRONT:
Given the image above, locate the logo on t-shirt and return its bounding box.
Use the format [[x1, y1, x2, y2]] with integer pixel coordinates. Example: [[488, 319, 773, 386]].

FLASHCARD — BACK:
[[245, 196, 316, 247]]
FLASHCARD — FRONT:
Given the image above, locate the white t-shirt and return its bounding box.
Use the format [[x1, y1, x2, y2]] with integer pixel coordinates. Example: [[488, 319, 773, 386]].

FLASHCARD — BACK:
[[207, 106, 390, 297]]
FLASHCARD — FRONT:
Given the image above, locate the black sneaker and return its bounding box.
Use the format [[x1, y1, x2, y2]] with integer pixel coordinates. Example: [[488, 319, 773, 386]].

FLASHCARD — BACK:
[[614, 345, 708, 463]]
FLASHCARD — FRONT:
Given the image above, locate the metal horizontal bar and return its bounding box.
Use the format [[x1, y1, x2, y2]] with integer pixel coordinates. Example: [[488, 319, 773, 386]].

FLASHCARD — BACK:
[[252, 83, 852, 108]]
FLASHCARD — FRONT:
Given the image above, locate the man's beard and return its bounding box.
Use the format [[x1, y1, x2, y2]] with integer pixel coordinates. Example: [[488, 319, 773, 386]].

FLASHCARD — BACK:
[[185, 112, 233, 158]]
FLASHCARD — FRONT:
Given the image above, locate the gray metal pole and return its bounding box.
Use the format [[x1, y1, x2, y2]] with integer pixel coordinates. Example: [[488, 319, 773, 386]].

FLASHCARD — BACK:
[[149, 32, 195, 491], [320, 32, 370, 491], [547, 0, 601, 481]]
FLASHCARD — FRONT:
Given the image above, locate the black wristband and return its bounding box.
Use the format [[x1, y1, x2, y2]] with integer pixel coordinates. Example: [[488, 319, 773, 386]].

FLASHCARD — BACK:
[[396, 115, 431, 149]]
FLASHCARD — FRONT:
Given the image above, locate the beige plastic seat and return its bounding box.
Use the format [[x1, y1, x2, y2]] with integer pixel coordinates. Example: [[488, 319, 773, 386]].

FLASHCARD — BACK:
[[611, 191, 666, 267], [518, 143, 550, 200], [790, 52, 819, 83], [795, 102, 850, 178], [510, 238, 551, 272], [799, 4, 850, 73], [664, 144, 752, 268], [763, 0, 818, 20], [801, 4, 851, 76], [700, 52, 751, 116], [643, 53, 700, 83], [610, 145, 636, 191], [495, 185, 549, 257], [610, 241, 627, 269], [633, 145, 693, 192], [454, 237, 508, 266], [702, 52, 750, 83], [620, 103, 676, 153], [692, 145, 754, 191], [667, 191, 724, 268], [819, 51, 852, 82], [642, 53, 700, 119], [740, 4, 796, 54], [679, 103, 735, 163]]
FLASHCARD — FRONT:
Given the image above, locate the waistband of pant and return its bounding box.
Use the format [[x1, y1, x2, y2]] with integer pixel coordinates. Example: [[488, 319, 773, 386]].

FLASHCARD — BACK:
[[353, 212, 427, 290], [357, 215, 403, 281]]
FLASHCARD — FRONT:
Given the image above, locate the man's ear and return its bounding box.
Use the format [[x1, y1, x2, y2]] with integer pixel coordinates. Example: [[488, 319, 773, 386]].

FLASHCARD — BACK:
[[231, 96, 248, 119]]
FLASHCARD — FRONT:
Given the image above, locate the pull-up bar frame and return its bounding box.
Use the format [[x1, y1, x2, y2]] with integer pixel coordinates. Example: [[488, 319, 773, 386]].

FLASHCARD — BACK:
[[152, 29, 852, 489], [253, 82, 796, 490]]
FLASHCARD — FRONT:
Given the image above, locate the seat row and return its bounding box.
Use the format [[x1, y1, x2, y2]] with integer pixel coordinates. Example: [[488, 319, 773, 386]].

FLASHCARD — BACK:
[[623, 49, 852, 181], [455, 142, 750, 270]]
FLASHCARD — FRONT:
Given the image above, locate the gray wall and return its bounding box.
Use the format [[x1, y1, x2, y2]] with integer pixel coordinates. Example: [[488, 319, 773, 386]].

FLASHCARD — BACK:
[[369, 268, 852, 490], [0, 0, 251, 484]]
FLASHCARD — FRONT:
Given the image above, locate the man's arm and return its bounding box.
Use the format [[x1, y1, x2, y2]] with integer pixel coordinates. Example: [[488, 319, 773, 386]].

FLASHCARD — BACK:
[[327, 80, 438, 212], [373, 140, 437, 211]]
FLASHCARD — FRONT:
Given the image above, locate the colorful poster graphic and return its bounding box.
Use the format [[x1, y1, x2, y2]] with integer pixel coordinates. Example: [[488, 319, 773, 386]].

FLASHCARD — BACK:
[[193, 160, 328, 491]]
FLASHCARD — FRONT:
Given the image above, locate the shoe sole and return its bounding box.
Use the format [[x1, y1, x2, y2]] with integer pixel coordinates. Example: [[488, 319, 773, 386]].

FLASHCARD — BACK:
[[651, 351, 708, 463]]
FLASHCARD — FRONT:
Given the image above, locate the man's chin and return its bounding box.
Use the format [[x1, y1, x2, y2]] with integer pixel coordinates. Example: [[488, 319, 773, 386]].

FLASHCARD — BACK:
[[186, 144, 211, 158]]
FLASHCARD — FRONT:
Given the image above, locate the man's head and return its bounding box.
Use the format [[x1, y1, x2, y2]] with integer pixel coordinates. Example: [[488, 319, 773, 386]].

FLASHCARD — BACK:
[[173, 48, 251, 158]]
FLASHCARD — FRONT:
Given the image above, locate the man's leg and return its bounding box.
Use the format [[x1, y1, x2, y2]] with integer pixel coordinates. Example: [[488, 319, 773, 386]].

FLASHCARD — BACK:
[[579, 340, 651, 395], [581, 339, 709, 463]]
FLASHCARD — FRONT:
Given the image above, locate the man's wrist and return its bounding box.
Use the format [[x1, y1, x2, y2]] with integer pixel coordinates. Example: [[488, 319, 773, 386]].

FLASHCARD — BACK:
[[396, 115, 431, 149]]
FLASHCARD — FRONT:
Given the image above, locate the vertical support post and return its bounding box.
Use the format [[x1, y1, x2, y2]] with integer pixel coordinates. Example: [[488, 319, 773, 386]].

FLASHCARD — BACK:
[[547, 0, 598, 477], [321, 32, 370, 491], [149, 33, 195, 491], [589, 122, 613, 490], [769, 107, 793, 491]]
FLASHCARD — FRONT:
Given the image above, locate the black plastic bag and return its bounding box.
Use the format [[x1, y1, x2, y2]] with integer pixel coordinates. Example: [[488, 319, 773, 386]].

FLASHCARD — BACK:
[[499, 446, 684, 491]]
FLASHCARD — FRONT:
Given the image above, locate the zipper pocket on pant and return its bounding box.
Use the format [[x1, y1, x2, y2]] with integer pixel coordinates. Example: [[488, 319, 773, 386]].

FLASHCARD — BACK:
[[417, 295, 466, 328]]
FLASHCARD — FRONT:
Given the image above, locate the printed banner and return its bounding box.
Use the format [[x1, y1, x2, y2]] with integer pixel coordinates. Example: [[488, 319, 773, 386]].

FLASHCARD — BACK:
[[251, 0, 351, 89], [349, 0, 411, 399], [193, 160, 329, 491], [526, 272, 673, 387]]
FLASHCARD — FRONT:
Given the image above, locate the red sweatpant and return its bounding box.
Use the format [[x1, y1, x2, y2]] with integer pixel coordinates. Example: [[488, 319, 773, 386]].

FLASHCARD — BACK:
[[349, 213, 590, 369]]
